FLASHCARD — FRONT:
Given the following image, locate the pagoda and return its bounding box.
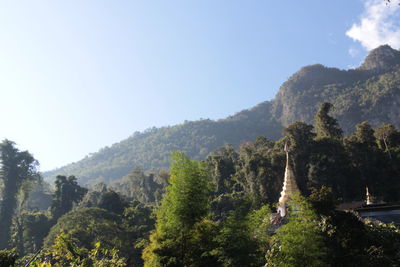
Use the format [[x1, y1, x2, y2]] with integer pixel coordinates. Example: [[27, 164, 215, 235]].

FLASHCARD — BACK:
[[271, 142, 300, 225], [366, 186, 374, 205]]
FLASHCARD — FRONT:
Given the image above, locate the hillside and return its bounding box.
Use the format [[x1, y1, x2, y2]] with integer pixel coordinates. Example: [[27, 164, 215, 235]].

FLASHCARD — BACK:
[[43, 45, 400, 185], [44, 101, 283, 184]]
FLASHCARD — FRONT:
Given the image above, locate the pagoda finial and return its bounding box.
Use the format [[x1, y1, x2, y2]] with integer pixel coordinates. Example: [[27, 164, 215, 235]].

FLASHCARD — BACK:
[[366, 186, 374, 205]]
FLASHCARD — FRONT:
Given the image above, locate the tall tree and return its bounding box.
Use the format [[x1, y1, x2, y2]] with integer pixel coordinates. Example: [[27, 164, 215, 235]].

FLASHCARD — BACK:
[[0, 139, 40, 249], [354, 122, 376, 147], [315, 102, 343, 139], [284, 121, 315, 194], [125, 167, 161, 203], [308, 138, 353, 200], [234, 138, 281, 206], [50, 175, 87, 222], [143, 152, 211, 266], [374, 124, 400, 158], [206, 144, 238, 195]]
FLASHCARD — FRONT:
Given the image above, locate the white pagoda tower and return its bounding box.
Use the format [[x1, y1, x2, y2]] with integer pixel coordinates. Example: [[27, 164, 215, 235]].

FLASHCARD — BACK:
[[277, 142, 300, 217]]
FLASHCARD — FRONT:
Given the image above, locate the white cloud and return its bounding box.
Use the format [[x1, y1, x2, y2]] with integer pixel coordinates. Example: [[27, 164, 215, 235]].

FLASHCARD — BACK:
[[348, 47, 360, 57], [346, 0, 400, 50]]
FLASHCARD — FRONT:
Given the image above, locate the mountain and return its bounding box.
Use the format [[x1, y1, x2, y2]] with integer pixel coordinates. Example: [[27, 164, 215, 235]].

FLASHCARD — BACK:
[[44, 102, 283, 185], [43, 45, 400, 185]]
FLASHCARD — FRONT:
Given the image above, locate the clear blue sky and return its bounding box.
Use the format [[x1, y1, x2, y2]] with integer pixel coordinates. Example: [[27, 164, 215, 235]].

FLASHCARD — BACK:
[[0, 0, 399, 171]]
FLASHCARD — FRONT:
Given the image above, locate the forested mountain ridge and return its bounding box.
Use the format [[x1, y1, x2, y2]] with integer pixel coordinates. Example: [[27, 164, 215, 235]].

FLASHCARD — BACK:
[[44, 101, 282, 185], [43, 45, 400, 184]]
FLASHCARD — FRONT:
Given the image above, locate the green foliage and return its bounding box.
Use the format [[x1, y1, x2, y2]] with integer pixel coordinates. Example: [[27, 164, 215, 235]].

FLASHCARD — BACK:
[[11, 211, 50, 256], [161, 152, 211, 231], [344, 125, 396, 201], [247, 205, 272, 248], [33, 233, 126, 267], [50, 175, 88, 221], [143, 152, 212, 266], [44, 208, 124, 250], [211, 210, 260, 267], [283, 122, 315, 194], [211, 204, 271, 267], [0, 139, 40, 249], [266, 194, 327, 267], [44, 103, 282, 184], [123, 202, 155, 231], [117, 167, 162, 204], [210, 192, 251, 221], [308, 137, 352, 200], [374, 124, 400, 154], [26, 182, 53, 210], [315, 102, 343, 139], [320, 210, 368, 266], [206, 144, 239, 195], [97, 190, 128, 215], [0, 249, 18, 267], [234, 137, 282, 206], [43, 205, 153, 266], [122, 202, 156, 267], [318, 210, 400, 266], [363, 221, 400, 266], [284, 122, 315, 151], [308, 186, 337, 216], [354, 121, 376, 146]]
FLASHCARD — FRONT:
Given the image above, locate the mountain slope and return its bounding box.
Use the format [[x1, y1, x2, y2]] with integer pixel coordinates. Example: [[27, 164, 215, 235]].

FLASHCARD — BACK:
[[44, 101, 282, 184], [43, 45, 400, 185]]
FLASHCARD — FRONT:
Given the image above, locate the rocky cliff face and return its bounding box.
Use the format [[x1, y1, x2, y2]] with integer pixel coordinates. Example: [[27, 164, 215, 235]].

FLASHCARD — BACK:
[[271, 45, 400, 133], [359, 45, 400, 73]]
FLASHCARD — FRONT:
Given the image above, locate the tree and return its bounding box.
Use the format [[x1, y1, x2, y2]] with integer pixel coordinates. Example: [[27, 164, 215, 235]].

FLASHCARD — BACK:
[[44, 208, 130, 256], [206, 144, 238, 195], [374, 124, 400, 158], [354, 122, 376, 147], [212, 209, 259, 267], [50, 175, 87, 221], [125, 167, 162, 203], [344, 122, 400, 202], [308, 138, 353, 200], [212, 204, 271, 266], [283, 121, 315, 193], [142, 152, 211, 266], [37, 233, 126, 267], [0, 140, 40, 249], [234, 139, 281, 206], [11, 211, 50, 256], [97, 190, 128, 215], [0, 249, 18, 267], [284, 122, 315, 152], [308, 186, 337, 216], [266, 194, 327, 267], [315, 102, 343, 139]]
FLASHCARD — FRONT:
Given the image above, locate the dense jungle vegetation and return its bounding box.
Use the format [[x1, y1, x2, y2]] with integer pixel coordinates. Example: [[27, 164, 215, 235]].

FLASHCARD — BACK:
[[44, 45, 400, 185], [1, 102, 400, 266]]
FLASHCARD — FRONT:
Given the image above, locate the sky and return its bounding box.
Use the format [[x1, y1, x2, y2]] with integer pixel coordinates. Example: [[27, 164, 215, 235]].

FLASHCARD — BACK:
[[0, 0, 400, 172]]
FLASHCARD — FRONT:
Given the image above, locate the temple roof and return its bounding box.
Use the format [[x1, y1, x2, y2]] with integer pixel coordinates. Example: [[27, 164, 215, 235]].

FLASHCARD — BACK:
[[355, 204, 400, 225]]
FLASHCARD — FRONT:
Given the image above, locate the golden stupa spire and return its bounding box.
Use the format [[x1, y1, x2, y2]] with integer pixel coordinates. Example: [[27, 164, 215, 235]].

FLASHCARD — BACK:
[[278, 142, 300, 206], [366, 186, 374, 205]]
